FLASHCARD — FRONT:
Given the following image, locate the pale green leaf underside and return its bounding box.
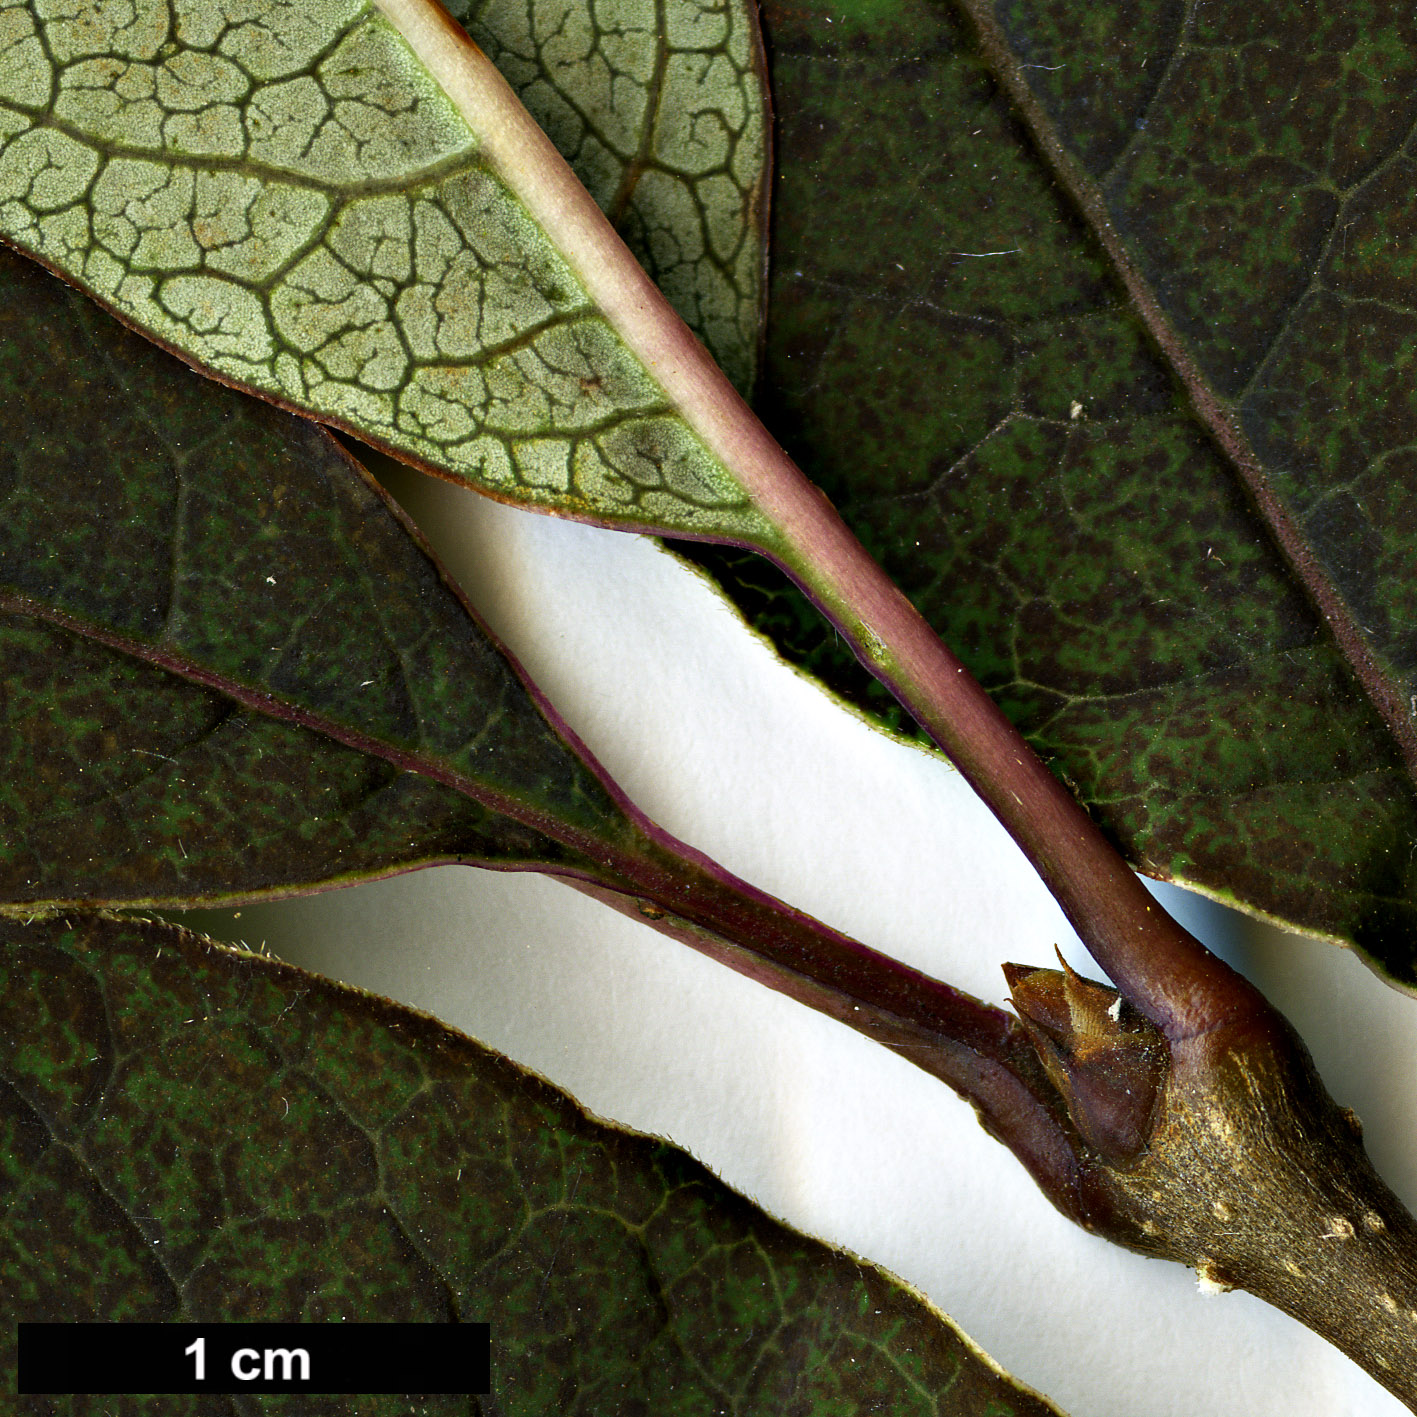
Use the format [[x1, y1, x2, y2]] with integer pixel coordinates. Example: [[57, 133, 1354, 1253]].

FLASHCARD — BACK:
[[0, 0, 770, 541], [450, 0, 768, 394]]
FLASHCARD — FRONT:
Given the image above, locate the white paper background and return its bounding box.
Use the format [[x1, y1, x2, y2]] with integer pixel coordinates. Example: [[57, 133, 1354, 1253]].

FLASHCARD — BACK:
[[181, 471, 1417, 1417]]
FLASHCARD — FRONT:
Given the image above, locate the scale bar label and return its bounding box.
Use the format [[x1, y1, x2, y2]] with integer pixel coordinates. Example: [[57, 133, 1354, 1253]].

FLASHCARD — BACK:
[[18, 1323, 490, 1395]]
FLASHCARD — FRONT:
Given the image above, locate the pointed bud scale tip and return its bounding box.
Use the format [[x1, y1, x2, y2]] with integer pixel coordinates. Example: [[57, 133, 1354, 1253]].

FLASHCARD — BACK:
[[1002, 961, 1072, 1038], [1003, 959, 1168, 1164]]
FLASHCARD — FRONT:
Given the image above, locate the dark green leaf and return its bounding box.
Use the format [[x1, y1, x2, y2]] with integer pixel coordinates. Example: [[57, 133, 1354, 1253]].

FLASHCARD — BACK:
[[0, 241, 636, 908], [987, 0, 1417, 717], [0, 911, 1063, 1417], [0, 235, 981, 1162], [677, 0, 1417, 984]]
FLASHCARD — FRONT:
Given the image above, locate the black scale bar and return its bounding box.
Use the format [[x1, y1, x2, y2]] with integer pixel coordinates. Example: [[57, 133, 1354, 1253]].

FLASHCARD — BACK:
[[17, 1323, 490, 1395]]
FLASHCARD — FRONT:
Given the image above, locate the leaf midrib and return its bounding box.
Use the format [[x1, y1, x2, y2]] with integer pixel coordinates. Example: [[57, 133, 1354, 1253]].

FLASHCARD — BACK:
[[0, 588, 631, 899]]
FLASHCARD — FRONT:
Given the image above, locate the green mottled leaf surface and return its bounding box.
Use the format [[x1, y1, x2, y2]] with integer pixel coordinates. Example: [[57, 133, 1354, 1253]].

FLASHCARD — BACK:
[[0, 239, 641, 908], [0, 0, 770, 539], [991, 0, 1417, 701], [677, 0, 1417, 984], [0, 911, 1063, 1417], [446, 0, 769, 394]]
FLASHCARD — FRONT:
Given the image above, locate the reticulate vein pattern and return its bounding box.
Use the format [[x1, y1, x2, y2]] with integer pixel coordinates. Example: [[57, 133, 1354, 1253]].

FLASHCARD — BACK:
[[0, 0, 769, 538]]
